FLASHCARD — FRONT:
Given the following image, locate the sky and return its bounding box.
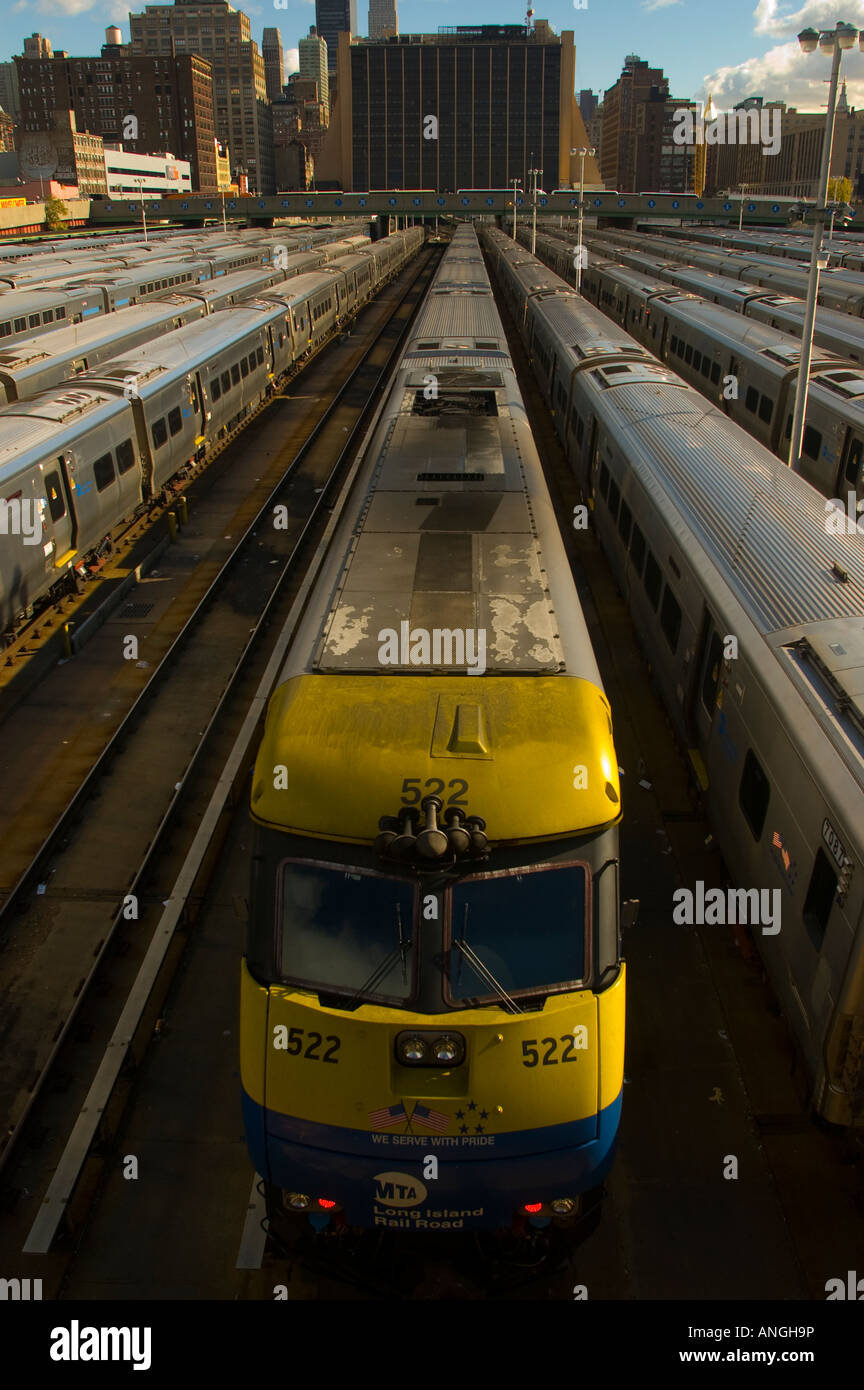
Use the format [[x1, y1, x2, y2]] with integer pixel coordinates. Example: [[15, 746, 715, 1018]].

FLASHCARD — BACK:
[[6, 0, 864, 113]]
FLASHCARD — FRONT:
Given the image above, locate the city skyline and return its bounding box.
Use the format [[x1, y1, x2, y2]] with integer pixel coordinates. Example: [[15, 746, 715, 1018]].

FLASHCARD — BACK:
[[5, 1, 864, 115]]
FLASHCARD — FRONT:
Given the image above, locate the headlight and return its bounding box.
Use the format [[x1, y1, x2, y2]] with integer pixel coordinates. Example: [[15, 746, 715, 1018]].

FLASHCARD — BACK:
[[551, 1198, 576, 1215], [395, 1030, 466, 1066], [286, 1192, 311, 1210]]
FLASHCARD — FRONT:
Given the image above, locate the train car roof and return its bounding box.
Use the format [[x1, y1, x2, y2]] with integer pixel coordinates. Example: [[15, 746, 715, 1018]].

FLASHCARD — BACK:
[[0, 387, 125, 472]]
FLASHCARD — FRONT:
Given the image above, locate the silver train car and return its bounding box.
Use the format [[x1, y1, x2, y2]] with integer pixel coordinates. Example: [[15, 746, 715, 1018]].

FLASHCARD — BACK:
[[481, 225, 864, 1127], [570, 230, 864, 362], [0, 226, 424, 634], [575, 253, 864, 506], [587, 228, 864, 316]]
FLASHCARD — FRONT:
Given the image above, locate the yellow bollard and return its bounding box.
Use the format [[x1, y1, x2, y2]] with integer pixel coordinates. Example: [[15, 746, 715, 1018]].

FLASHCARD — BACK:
[[167, 511, 177, 541], [178, 495, 188, 525], [63, 623, 72, 659]]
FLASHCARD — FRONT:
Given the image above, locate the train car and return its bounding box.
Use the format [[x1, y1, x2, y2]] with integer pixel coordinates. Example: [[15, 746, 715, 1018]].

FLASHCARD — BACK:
[[0, 228, 424, 634], [0, 295, 208, 404], [575, 253, 864, 504], [240, 225, 625, 1245], [482, 224, 864, 1127]]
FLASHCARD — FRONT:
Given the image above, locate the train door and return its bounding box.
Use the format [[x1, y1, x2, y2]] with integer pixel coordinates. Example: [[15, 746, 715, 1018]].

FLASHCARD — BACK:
[[837, 430, 864, 510], [689, 606, 725, 753], [44, 455, 77, 566]]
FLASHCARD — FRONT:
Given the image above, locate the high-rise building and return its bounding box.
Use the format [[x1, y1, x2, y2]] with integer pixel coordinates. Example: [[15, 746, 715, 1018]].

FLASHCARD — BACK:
[[16, 31, 217, 191], [262, 27, 284, 102], [368, 0, 397, 41], [705, 96, 835, 199], [23, 34, 53, 60], [0, 65, 20, 124], [315, 0, 357, 72], [0, 107, 14, 153], [578, 88, 597, 127], [321, 24, 598, 193], [129, 1, 274, 193], [600, 54, 694, 191], [299, 26, 329, 115]]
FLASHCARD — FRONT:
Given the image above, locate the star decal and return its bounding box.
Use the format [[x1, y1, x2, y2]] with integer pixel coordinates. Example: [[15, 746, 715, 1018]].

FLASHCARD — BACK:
[[480, 1109, 488, 1120], [467, 1099, 477, 1111], [455, 1109, 464, 1120], [460, 1124, 468, 1134], [475, 1125, 484, 1134]]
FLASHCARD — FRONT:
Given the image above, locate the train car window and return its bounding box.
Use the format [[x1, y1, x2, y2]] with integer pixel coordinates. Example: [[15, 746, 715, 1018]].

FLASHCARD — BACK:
[[608, 477, 621, 521], [700, 631, 724, 712], [599, 462, 610, 500], [711, 362, 721, 384], [14, 317, 25, 332], [784, 413, 792, 438], [844, 437, 863, 485], [56, 307, 65, 319], [802, 849, 838, 949], [739, 749, 770, 841], [700, 356, 711, 380], [168, 407, 183, 436], [644, 551, 661, 610], [630, 524, 646, 575], [116, 439, 135, 474], [745, 386, 759, 413], [210, 377, 222, 400], [685, 344, 693, 364], [240, 357, 249, 378], [803, 425, 822, 461], [93, 452, 115, 492], [221, 370, 231, 393], [758, 394, 773, 423], [256, 346, 264, 365], [231, 364, 240, 385], [660, 587, 682, 653], [693, 350, 702, 372], [0, 322, 9, 337], [44, 470, 66, 522], [28, 314, 39, 328], [44, 310, 54, 324], [618, 500, 633, 546], [152, 417, 168, 449], [670, 335, 678, 355]]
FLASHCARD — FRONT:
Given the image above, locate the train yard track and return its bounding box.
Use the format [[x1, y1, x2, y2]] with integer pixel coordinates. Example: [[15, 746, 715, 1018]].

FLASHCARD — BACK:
[[0, 245, 440, 1258]]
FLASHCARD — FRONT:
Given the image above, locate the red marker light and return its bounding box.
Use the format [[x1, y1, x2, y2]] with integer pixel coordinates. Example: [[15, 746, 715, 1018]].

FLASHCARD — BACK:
[[523, 1202, 543, 1214], [318, 1198, 337, 1209]]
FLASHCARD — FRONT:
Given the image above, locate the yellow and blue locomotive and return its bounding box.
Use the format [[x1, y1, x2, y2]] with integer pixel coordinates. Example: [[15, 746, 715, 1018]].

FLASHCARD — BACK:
[[241, 226, 625, 1238]]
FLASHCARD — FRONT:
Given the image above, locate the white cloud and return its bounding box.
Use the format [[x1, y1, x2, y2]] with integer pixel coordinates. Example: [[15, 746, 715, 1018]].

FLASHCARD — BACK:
[[700, 8, 864, 108], [285, 47, 299, 78], [642, 0, 683, 10]]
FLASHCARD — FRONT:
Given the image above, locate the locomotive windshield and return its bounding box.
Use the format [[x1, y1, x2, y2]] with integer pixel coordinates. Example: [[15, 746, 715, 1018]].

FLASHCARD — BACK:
[[277, 861, 416, 1004], [446, 864, 588, 1005]]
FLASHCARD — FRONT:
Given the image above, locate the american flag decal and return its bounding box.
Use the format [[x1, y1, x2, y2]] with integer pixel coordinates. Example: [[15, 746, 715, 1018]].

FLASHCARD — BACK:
[[411, 1102, 450, 1132], [368, 1102, 408, 1129]]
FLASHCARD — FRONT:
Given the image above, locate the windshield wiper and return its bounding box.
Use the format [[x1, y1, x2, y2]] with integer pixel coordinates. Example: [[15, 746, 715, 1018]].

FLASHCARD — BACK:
[[452, 907, 523, 1014], [345, 901, 413, 1002]]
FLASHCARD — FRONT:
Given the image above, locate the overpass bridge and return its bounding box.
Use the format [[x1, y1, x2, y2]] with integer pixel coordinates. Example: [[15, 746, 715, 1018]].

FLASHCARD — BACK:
[[87, 189, 827, 229]]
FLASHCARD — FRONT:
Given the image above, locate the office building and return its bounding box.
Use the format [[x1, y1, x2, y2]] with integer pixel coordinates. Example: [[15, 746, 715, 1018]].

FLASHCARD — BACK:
[[16, 34, 217, 193], [0, 64, 21, 123], [129, 0, 274, 193], [18, 110, 107, 194], [315, 0, 357, 72], [104, 146, 192, 196], [299, 26, 329, 115], [324, 24, 598, 192], [262, 28, 284, 102], [368, 0, 398, 41]]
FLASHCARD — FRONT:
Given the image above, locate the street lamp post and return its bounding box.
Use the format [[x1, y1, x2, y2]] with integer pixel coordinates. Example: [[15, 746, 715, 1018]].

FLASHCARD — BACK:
[[576, 145, 595, 293], [738, 183, 748, 232], [510, 177, 521, 240], [135, 177, 148, 244], [220, 187, 227, 233], [529, 165, 542, 256], [789, 21, 861, 471]]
